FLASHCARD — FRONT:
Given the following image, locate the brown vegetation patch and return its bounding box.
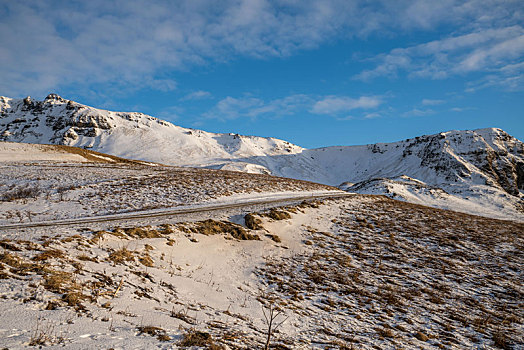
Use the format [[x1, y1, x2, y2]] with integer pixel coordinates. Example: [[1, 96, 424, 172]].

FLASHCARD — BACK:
[[33, 249, 65, 261], [244, 213, 263, 230], [139, 255, 154, 267], [268, 234, 282, 243], [137, 326, 170, 341], [120, 227, 162, 239], [266, 209, 291, 221], [108, 248, 135, 265], [179, 329, 217, 347], [193, 219, 259, 240]]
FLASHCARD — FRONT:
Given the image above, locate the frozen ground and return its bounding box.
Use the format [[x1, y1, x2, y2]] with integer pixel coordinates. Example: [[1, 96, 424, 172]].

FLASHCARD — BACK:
[[0, 196, 522, 349], [0, 143, 336, 225], [340, 175, 524, 222]]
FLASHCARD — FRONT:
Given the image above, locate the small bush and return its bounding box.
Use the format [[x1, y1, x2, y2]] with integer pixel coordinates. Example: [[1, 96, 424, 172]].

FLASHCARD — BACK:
[[415, 331, 429, 342], [33, 249, 65, 261], [137, 326, 170, 341], [245, 213, 263, 230], [42, 271, 74, 293], [139, 255, 154, 267], [77, 254, 97, 262], [377, 327, 395, 338], [108, 248, 135, 265], [62, 291, 88, 309], [179, 328, 214, 347], [268, 234, 281, 243], [267, 209, 291, 221]]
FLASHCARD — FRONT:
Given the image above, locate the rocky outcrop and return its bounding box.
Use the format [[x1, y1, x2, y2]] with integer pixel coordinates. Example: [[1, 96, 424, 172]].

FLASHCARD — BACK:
[[396, 129, 524, 196]]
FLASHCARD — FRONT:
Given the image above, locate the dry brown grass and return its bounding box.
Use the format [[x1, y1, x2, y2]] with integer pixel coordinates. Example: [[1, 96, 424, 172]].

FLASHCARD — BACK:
[[266, 209, 291, 221], [120, 227, 162, 239], [108, 248, 135, 265], [268, 234, 282, 243], [256, 195, 524, 348], [244, 213, 263, 230], [139, 255, 154, 267], [33, 249, 65, 261], [137, 326, 170, 341], [192, 219, 260, 240], [179, 328, 217, 347]]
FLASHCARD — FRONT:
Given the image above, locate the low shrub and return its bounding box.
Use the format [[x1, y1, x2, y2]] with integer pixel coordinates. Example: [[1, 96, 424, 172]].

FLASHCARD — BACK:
[[245, 213, 263, 230], [267, 209, 291, 221]]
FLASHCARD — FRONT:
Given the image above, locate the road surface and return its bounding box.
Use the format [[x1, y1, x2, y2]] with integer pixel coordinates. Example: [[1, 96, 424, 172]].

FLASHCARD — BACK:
[[0, 191, 352, 231]]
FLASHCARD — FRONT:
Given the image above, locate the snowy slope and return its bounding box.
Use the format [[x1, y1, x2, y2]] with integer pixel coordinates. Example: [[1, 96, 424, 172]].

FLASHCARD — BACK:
[[0, 94, 303, 168], [2, 94, 523, 220], [0, 141, 151, 164], [340, 176, 523, 221]]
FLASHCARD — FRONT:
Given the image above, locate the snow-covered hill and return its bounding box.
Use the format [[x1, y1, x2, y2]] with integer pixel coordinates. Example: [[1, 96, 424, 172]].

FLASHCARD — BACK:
[[0, 94, 303, 169], [2, 94, 523, 220]]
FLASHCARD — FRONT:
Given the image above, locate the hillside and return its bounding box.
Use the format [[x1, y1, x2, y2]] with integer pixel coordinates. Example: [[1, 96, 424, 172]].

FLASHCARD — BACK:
[[0, 141, 337, 225], [1, 96, 523, 349], [0, 94, 303, 170], [1, 94, 523, 221], [0, 197, 522, 349]]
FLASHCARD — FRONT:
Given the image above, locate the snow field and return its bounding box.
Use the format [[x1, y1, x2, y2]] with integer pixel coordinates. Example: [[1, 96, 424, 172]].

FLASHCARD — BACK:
[[0, 196, 522, 349]]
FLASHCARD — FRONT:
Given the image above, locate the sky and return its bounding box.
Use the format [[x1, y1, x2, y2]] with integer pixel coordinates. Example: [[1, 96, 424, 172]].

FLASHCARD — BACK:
[[0, 0, 523, 148]]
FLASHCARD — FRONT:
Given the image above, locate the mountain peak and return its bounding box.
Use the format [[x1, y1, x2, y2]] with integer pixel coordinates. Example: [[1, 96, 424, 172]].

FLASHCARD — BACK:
[[44, 93, 66, 102]]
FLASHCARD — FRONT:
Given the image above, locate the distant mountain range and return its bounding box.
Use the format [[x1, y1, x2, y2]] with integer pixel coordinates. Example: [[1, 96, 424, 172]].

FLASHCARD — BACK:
[[2, 94, 523, 220]]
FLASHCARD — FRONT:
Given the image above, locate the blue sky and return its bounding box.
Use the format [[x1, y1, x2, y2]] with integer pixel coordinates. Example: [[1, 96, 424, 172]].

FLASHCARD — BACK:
[[1, 0, 523, 148]]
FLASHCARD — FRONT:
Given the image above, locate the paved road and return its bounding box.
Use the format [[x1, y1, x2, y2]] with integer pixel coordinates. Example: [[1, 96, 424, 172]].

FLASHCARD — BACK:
[[0, 191, 352, 230]]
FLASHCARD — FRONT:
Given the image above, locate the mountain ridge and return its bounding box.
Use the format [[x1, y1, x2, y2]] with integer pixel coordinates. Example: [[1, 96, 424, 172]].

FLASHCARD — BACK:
[[0, 94, 303, 169], [2, 94, 523, 220]]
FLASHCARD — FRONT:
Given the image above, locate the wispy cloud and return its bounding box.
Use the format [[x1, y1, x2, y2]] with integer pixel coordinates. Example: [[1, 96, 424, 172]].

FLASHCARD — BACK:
[[450, 107, 476, 112], [465, 61, 524, 92], [355, 26, 524, 90], [203, 94, 312, 120], [402, 108, 436, 117], [1, 1, 522, 97], [180, 90, 212, 101], [363, 112, 381, 119], [203, 93, 383, 120], [311, 96, 382, 114], [421, 99, 445, 106]]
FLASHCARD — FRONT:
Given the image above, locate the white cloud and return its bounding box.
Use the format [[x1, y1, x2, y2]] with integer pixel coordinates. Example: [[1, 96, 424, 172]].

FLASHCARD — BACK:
[[204, 93, 383, 120], [180, 91, 212, 101], [465, 61, 524, 92], [311, 96, 382, 114], [204, 94, 312, 120], [450, 107, 476, 112], [402, 108, 435, 117], [1, 0, 522, 96], [363, 112, 381, 119], [355, 26, 524, 88], [421, 99, 445, 106]]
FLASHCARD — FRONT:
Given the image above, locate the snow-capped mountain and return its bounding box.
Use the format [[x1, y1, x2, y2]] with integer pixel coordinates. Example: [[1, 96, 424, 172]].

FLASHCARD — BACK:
[[2, 94, 523, 220], [0, 94, 302, 171]]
